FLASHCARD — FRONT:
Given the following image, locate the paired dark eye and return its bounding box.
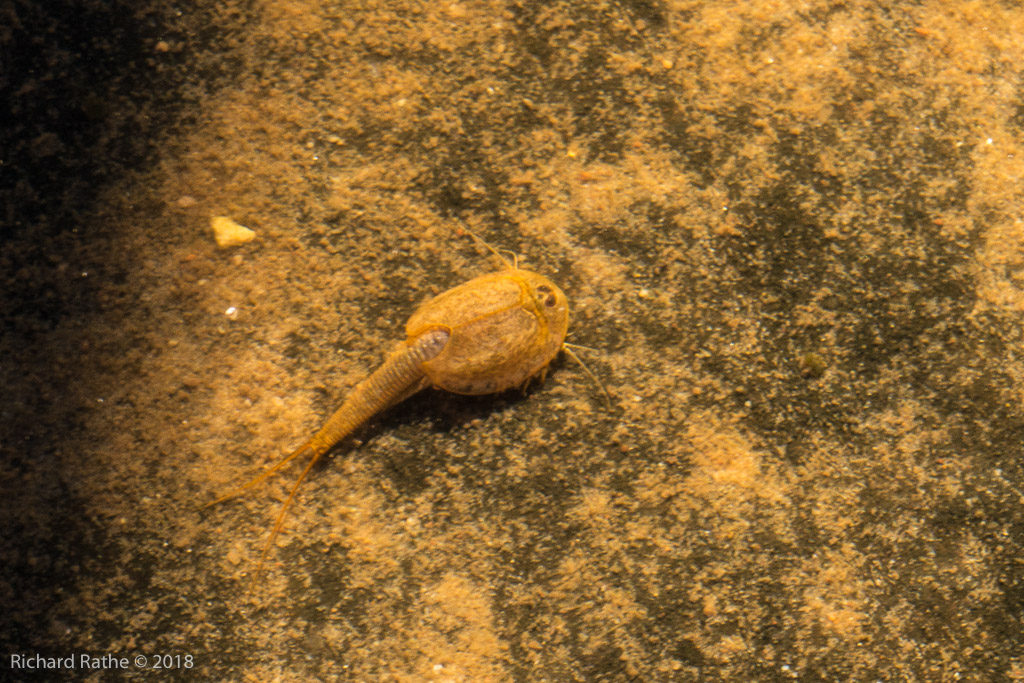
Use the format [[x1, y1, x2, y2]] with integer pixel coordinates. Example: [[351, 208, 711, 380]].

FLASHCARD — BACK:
[[536, 285, 557, 307]]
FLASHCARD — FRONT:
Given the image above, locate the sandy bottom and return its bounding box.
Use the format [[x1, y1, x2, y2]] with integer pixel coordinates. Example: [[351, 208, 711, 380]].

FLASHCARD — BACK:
[[2, 1, 1023, 680]]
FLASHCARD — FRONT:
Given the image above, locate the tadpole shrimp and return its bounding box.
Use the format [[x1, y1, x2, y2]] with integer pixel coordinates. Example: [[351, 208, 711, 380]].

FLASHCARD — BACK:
[[209, 228, 608, 577]]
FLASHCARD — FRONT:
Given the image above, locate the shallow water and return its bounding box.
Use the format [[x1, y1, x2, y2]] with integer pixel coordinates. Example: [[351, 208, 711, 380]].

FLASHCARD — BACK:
[[3, 1, 1023, 680]]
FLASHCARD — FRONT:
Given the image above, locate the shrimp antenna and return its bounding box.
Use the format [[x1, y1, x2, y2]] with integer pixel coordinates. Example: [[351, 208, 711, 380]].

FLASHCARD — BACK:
[[456, 222, 518, 270], [562, 343, 614, 409]]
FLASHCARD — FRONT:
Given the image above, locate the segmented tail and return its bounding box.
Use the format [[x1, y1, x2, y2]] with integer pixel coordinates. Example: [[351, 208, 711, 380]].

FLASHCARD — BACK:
[[208, 327, 451, 584]]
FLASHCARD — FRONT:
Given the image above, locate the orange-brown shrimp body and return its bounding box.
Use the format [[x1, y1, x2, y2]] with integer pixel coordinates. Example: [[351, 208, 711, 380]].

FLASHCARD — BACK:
[[410, 269, 569, 394], [309, 268, 568, 453], [212, 266, 569, 575]]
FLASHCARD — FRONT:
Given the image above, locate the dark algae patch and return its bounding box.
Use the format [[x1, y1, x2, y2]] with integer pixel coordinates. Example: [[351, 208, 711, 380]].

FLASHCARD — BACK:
[[2, 0, 1023, 680]]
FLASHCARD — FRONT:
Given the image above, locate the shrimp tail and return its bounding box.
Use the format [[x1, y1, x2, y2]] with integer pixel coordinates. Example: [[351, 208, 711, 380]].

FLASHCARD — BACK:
[[205, 441, 318, 509], [209, 327, 451, 582]]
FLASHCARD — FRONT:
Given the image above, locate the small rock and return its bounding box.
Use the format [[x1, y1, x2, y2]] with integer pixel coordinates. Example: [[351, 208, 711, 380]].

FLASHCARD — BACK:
[[210, 216, 255, 248]]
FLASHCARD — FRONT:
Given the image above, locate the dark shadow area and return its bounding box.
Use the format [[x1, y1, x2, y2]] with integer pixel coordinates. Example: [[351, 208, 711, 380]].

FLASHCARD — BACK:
[[0, 0, 248, 664]]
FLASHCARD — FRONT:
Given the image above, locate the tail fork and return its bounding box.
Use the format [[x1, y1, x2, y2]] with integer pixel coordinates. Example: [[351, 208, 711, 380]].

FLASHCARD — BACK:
[[205, 440, 325, 584]]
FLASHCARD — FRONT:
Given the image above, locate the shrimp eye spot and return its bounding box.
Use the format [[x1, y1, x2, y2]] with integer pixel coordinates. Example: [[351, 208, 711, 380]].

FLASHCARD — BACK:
[[537, 284, 552, 294], [544, 293, 557, 307]]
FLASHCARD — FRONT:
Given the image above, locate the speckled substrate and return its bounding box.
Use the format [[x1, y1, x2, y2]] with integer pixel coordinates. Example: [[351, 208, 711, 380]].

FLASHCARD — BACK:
[[2, 1, 1023, 680]]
